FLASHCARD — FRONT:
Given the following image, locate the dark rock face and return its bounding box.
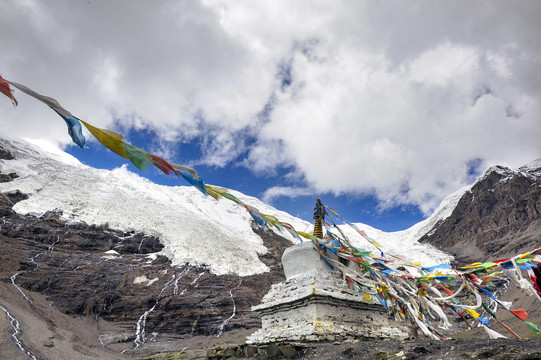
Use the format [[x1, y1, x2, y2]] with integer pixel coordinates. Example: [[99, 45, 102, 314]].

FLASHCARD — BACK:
[[420, 163, 541, 265], [0, 204, 288, 340], [0, 145, 15, 160], [0, 149, 291, 350]]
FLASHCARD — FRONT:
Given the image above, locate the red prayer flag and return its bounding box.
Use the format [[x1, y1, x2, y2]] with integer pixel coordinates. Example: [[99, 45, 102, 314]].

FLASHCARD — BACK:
[[0, 74, 17, 106], [510, 309, 528, 321], [149, 154, 178, 176], [492, 258, 511, 264], [346, 276, 353, 289], [439, 284, 455, 296]]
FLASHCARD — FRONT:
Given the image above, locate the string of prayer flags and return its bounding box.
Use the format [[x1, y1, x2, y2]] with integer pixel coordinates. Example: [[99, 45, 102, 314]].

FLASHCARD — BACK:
[[312, 206, 541, 340]]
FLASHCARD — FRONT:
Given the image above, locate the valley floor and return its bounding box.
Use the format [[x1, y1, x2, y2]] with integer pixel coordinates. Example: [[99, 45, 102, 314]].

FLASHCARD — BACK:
[[2, 275, 541, 360]]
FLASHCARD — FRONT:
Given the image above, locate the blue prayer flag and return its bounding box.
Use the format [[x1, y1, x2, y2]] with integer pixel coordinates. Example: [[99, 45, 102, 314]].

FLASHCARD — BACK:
[[180, 172, 208, 195], [52, 109, 85, 148]]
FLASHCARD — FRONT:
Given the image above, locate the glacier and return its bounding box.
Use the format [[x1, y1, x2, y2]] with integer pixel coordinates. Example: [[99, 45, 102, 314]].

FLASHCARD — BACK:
[[0, 136, 462, 276]]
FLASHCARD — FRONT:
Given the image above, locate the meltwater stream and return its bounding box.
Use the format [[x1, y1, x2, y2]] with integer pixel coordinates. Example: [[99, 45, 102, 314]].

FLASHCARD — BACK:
[[0, 304, 38, 360], [122, 267, 206, 352], [10, 235, 63, 308], [216, 279, 243, 337], [3, 235, 63, 358]]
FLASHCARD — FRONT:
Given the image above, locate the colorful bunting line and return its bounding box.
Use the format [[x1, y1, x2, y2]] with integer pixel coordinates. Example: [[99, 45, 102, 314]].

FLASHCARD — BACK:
[[3, 74, 541, 340]]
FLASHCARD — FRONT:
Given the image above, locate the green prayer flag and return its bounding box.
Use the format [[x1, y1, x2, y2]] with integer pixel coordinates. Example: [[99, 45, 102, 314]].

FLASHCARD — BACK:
[[525, 322, 541, 334], [482, 302, 498, 319]]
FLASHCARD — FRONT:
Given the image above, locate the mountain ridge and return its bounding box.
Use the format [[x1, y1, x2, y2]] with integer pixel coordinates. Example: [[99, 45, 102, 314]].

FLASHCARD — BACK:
[[420, 159, 541, 265]]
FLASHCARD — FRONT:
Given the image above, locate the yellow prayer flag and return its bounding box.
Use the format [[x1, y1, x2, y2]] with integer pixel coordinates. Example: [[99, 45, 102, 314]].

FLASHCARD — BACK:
[[206, 186, 222, 200], [370, 240, 383, 248], [262, 213, 279, 225], [297, 231, 313, 239], [461, 262, 483, 269], [465, 309, 480, 319], [80, 120, 128, 159]]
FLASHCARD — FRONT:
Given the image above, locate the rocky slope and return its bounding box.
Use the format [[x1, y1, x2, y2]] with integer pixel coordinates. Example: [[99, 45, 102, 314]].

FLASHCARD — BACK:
[[419, 161, 541, 265], [0, 142, 292, 359]]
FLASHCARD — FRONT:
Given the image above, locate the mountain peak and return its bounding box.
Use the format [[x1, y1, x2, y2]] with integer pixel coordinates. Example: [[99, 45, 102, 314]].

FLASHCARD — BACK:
[[420, 157, 541, 264]]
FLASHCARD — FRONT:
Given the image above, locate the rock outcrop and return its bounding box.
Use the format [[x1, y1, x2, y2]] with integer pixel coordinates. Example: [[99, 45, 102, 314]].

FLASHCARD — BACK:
[[420, 161, 541, 265]]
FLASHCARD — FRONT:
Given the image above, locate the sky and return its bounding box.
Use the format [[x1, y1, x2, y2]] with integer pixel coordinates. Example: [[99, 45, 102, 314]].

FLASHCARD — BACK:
[[1, 0, 540, 231]]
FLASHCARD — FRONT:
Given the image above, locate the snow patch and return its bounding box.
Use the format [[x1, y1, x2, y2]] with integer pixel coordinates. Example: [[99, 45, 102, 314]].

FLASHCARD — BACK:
[[133, 275, 150, 284]]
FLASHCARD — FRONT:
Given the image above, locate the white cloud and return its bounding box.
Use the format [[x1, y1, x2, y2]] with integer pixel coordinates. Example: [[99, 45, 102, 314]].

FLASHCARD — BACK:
[[1, 0, 541, 215], [262, 186, 315, 203]]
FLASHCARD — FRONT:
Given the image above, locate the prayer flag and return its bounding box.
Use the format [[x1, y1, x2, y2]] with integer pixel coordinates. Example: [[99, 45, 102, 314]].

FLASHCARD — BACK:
[[150, 153, 178, 176], [478, 317, 490, 326], [51, 109, 85, 148], [510, 309, 528, 321], [80, 120, 128, 159], [179, 171, 208, 195], [243, 204, 267, 226], [123, 143, 153, 170], [483, 326, 507, 339], [205, 185, 228, 200], [170, 163, 198, 178], [422, 263, 452, 272], [223, 192, 241, 204], [280, 222, 302, 241], [478, 287, 496, 299], [0, 75, 17, 106], [465, 309, 480, 319], [525, 321, 541, 334]]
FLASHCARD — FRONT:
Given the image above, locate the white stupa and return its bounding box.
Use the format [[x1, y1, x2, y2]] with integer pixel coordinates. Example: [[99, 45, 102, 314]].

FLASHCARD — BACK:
[[247, 240, 411, 344]]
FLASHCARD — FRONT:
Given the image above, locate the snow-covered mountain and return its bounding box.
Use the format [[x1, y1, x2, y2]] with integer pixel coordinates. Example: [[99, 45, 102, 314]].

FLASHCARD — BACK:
[[342, 186, 468, 266], [0, 136, 459, 276], [420, 158, 541, 264], [0, 137, 309, 276], [7, 135, 541, 359]]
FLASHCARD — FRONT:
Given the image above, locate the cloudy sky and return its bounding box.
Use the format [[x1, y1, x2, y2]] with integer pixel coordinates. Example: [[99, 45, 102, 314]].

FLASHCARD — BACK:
[[1, 0, 540, 231]]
